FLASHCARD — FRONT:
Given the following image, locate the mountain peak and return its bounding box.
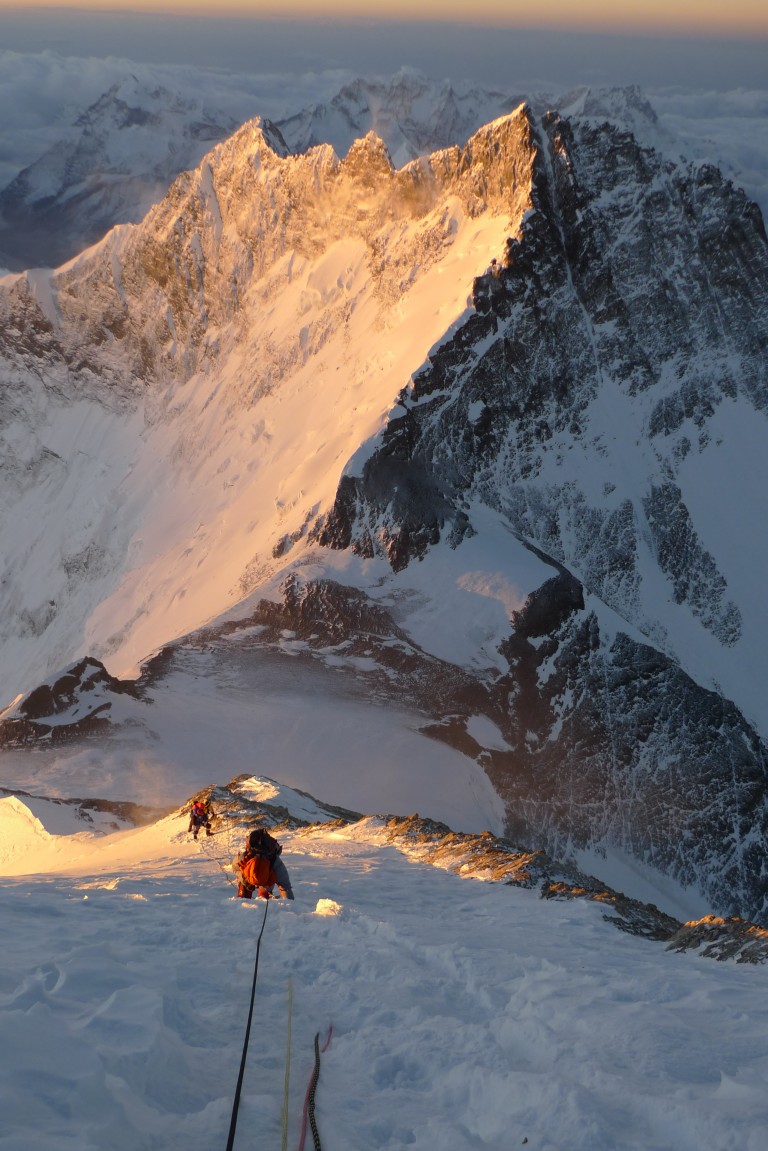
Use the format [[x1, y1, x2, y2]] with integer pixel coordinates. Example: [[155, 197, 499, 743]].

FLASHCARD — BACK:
[[216, 114, 292, 162], [339, 130, 394, 180]]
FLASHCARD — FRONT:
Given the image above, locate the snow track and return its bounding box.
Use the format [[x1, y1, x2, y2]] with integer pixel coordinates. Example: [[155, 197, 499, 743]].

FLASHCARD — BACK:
[[2, 812, 767, 1150]]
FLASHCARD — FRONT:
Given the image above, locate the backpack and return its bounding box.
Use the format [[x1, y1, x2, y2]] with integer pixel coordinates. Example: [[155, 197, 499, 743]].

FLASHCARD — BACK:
[[246, 828, 280, 862]]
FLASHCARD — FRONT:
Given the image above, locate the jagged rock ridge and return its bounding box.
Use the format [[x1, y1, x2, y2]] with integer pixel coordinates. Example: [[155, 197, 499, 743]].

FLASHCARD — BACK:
[[0, 68, 527, 272], [315, 95, 768, 916]]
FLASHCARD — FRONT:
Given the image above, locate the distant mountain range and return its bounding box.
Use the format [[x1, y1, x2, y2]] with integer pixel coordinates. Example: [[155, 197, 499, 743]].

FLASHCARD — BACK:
[[0, 70, 522, 271]]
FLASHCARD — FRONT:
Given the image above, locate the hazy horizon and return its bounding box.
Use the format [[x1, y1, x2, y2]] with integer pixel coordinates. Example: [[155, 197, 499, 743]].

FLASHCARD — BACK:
[[1, 7, 766, 90], [1, 3, 767, 235]]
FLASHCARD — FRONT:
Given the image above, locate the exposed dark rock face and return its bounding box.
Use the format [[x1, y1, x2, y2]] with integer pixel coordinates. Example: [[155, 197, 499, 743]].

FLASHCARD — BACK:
[[319, 110, 768, 619], [316, 97, 768, 919], [0, 657, 143, 747], [497, 600, 768, 920]]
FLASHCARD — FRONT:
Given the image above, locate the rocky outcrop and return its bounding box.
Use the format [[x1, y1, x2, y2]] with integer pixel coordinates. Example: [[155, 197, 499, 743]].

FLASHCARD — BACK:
[[0, 657, 143, 747], [666, 916, 768, 964]]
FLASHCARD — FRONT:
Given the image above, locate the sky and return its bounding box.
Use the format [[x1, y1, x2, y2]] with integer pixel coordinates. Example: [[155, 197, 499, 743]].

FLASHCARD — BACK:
[[1, 0, 767, 39], [0, 5, 766, 91]]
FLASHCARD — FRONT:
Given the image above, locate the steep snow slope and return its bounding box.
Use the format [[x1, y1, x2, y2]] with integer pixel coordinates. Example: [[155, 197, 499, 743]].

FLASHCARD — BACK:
[[0, 109, 534, 700], [1, 784, 767, 1151]]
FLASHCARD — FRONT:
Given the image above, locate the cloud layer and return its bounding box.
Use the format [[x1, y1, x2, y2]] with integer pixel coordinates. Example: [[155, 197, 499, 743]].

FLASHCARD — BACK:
[[2, 45, 766, 224]]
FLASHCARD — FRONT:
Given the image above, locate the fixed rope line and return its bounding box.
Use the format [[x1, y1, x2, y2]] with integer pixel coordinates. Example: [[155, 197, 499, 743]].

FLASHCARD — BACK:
[[197, 809, 252, 888], [199, 832, 238, 888], [297, 1024, 333, 1151], [224, 897, 270, 1151]]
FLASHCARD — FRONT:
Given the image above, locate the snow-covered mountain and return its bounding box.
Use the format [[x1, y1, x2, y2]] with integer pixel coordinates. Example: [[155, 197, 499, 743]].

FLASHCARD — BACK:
[[0, 73, 239, 271], [0, 69, 523, 272], [275, 67, 524, 166], [2, 66, 765, 276], [1, 88, 768, 919]]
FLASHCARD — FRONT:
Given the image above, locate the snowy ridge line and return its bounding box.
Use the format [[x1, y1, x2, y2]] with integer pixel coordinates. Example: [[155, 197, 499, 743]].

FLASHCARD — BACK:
[[3, 796, 766, 1151], [4, 769, 765, 964], [183, 779, 768, 963], [357, 815, 768, 961]]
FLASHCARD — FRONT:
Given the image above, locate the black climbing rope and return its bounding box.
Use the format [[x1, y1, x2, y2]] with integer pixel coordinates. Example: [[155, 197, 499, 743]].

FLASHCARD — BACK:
[[225, 896, 270, 1151]]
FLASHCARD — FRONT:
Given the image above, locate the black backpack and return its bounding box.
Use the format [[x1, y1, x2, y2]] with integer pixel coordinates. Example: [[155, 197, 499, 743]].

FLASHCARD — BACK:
[[246, 827, 280, 862]]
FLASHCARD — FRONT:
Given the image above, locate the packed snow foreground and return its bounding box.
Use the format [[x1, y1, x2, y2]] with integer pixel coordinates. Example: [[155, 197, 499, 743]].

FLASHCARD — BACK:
[[2, 775, 768, 1151]]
